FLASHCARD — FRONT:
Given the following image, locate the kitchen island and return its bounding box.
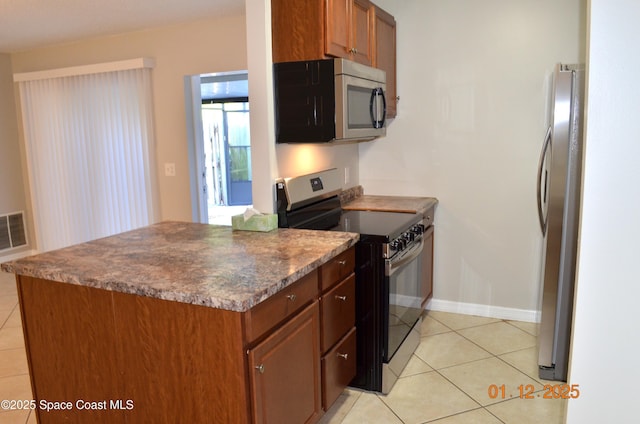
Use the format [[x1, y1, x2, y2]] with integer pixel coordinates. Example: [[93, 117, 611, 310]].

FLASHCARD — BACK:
[[1, 221, 359, 423]]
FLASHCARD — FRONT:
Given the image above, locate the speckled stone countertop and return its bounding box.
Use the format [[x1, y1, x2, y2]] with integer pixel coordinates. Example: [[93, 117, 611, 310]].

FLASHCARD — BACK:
[[342, 194, 438, 216], [0, 221, 358, 312]]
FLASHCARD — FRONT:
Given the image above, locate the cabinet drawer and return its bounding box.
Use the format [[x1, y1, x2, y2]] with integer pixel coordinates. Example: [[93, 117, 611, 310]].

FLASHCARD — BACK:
[[244, 270, 319, 344], [319, 247, 355, 291], [321, 327, 356, 411], [320, 273, 355, 353]]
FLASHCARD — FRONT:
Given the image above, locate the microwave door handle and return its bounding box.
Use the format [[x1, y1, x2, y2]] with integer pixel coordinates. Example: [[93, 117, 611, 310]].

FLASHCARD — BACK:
[[370, 87, 387, 129]]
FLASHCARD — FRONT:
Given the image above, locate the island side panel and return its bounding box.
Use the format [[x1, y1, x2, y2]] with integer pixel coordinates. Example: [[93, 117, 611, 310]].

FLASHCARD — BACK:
[[17, 276, 127, 423], [16, 276, 251, 423], [112, 290, 250, 423]]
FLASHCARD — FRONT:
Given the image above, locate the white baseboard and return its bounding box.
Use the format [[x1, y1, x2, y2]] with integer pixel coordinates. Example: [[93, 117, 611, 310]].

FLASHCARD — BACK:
[[425, 298, 541, 323]]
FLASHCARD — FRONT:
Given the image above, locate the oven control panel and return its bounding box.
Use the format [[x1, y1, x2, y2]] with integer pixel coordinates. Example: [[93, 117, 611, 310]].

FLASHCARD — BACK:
[[383, 221, 425, 259]]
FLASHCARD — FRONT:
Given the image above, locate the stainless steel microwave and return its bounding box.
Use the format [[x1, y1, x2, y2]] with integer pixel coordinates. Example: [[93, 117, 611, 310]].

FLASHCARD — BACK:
[[274, 58, 387, 143]]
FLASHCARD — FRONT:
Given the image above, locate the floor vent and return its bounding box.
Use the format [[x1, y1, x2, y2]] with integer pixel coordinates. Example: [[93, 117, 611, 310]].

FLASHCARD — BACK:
[[0, 212, 27, 252]]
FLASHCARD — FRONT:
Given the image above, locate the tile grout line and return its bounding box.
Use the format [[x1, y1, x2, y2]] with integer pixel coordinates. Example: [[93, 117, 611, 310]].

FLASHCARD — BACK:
[[421, 320, 541, 423], [427, 331, 510, 424]]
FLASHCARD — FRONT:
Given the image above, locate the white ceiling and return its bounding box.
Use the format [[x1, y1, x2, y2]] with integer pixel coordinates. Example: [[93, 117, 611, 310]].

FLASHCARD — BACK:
[[0, 0, 245, 53]]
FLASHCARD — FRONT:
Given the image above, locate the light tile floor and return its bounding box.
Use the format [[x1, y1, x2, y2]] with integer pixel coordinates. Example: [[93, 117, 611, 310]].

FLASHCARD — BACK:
[[0, 269, 566, 424], [0, 271, 36, 424], [321, 312, 568, 424]]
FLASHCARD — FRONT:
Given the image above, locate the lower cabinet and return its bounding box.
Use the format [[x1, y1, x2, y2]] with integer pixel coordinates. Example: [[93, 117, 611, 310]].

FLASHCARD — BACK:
[[318, 249, 357, 412], [321, 327, 357, 409], [246, 246, 356, 423], [421, 225, 434, 307], [248, 302, 322, 424], [421, 214, 435, 308]]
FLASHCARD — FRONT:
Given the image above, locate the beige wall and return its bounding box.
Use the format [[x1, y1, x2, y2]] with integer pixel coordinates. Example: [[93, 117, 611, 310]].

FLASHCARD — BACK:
[[0, 54, 24, 213], [276, 143, 359, 187], [5, 1, 589, 318], [8, 10, 361, 227], [360, 0, 586, 317], [0, 53, 30, 257], [11, 15, 248, 223]]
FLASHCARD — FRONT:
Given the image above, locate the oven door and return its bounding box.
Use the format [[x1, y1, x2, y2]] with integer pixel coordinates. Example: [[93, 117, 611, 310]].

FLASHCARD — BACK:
[[384, 239, 424, 363]]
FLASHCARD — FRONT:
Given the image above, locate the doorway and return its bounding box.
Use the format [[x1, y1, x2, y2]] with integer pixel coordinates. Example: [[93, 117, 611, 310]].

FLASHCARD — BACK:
[[185, 71, 252, 225]]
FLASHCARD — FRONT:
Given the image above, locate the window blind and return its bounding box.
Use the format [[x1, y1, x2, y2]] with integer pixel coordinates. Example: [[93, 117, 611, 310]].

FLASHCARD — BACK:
[[17, 61, 158, 252]]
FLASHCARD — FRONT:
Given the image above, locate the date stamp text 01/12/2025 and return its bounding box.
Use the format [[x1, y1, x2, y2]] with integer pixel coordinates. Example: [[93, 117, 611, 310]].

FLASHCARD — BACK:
[[487, 384, 580, 400]]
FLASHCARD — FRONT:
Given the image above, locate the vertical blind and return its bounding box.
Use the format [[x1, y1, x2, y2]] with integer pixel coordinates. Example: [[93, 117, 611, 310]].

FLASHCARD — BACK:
[[16, 60, 158, 252]]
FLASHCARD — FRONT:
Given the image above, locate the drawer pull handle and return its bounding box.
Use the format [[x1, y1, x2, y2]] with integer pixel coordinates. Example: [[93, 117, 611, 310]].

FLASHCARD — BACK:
[[337, 260, 347, 266], [335, 295, 347, 301], [336, 353, 348, 360], [286, 294, 297, 302], [255, 364, 265, 374]]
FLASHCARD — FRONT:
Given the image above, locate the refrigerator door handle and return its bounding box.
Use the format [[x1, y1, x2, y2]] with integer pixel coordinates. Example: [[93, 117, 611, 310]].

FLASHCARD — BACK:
[[537, 126, 552, 235]]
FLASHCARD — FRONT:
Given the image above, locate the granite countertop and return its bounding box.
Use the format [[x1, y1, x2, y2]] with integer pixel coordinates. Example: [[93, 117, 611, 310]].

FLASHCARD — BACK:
[[0, 221, 358, 312], [342, 194, 438, 215]]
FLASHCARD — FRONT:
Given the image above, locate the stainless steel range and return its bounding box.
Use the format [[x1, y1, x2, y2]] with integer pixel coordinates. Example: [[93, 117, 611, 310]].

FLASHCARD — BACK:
[[276, 169, 424, 394]]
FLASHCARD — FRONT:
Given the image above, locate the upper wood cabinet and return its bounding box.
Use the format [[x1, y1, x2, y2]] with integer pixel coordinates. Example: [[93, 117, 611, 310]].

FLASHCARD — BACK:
[[325, 0, 374, 65], [272, 0, 398, 116], [271, 0, 324, 63], [372, 5, 397, 118]]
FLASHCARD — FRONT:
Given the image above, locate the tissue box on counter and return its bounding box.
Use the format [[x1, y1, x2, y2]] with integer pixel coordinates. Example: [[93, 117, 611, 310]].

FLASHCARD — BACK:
[[231, 213, 278, 232]]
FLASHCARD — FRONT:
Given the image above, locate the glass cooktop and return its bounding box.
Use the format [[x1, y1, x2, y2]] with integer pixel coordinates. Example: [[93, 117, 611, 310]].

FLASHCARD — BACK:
[[332, 210, 422, 240]]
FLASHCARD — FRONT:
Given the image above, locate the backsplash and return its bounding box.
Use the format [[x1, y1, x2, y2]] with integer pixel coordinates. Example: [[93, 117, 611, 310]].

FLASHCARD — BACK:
[[339, 185, 363, 205]]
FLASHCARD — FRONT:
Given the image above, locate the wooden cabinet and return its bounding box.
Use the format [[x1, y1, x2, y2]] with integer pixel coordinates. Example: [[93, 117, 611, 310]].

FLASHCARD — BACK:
[[321, 327, 356, 409], [319, 247, 356, 291], [372, 5, 397, 118], [272, 0, 398, 116], [271, 0, 395, 70], [246, 246, 356, 421], [320, 274, 355, 352], [244, 270, 319, 344], [17, 247, 355, 423], [272, 0, 374, 65], [325, 0, 374, 65], [318, 248, 357, 410], [248, 302, 322, 424], [18, 275, 252, 423], [271, 0, 324, 63], [421, 224, 435, 308], [420, 207, 436, 308]]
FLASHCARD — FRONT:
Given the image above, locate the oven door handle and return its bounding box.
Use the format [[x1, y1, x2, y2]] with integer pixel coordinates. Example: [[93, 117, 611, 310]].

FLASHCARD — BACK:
[[386, 239, 424, 277]]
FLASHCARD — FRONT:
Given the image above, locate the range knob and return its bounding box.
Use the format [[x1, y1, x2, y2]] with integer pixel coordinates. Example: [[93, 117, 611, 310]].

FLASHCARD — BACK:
[[392, 239, 406, 251], [413, 224, 425, 235]]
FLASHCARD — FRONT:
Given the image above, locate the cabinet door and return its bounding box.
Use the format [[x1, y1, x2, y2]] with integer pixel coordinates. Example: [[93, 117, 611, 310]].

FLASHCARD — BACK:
[[325, 0, 351, 59], [421, 225, 435, 307], [271, 0, 325, 62], [373, 6, 397, 117], [249, 302, 322, 424], [326, 0, 373, 64], [351, 0, 374, 65]]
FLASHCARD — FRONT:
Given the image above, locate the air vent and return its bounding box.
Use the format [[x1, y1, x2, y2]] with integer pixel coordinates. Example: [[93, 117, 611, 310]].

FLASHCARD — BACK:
[[0, 212, 27, 251]]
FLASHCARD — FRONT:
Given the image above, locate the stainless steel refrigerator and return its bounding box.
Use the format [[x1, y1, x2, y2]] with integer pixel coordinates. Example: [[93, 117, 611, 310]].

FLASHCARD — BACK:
[[536, 63, 585, 382]]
